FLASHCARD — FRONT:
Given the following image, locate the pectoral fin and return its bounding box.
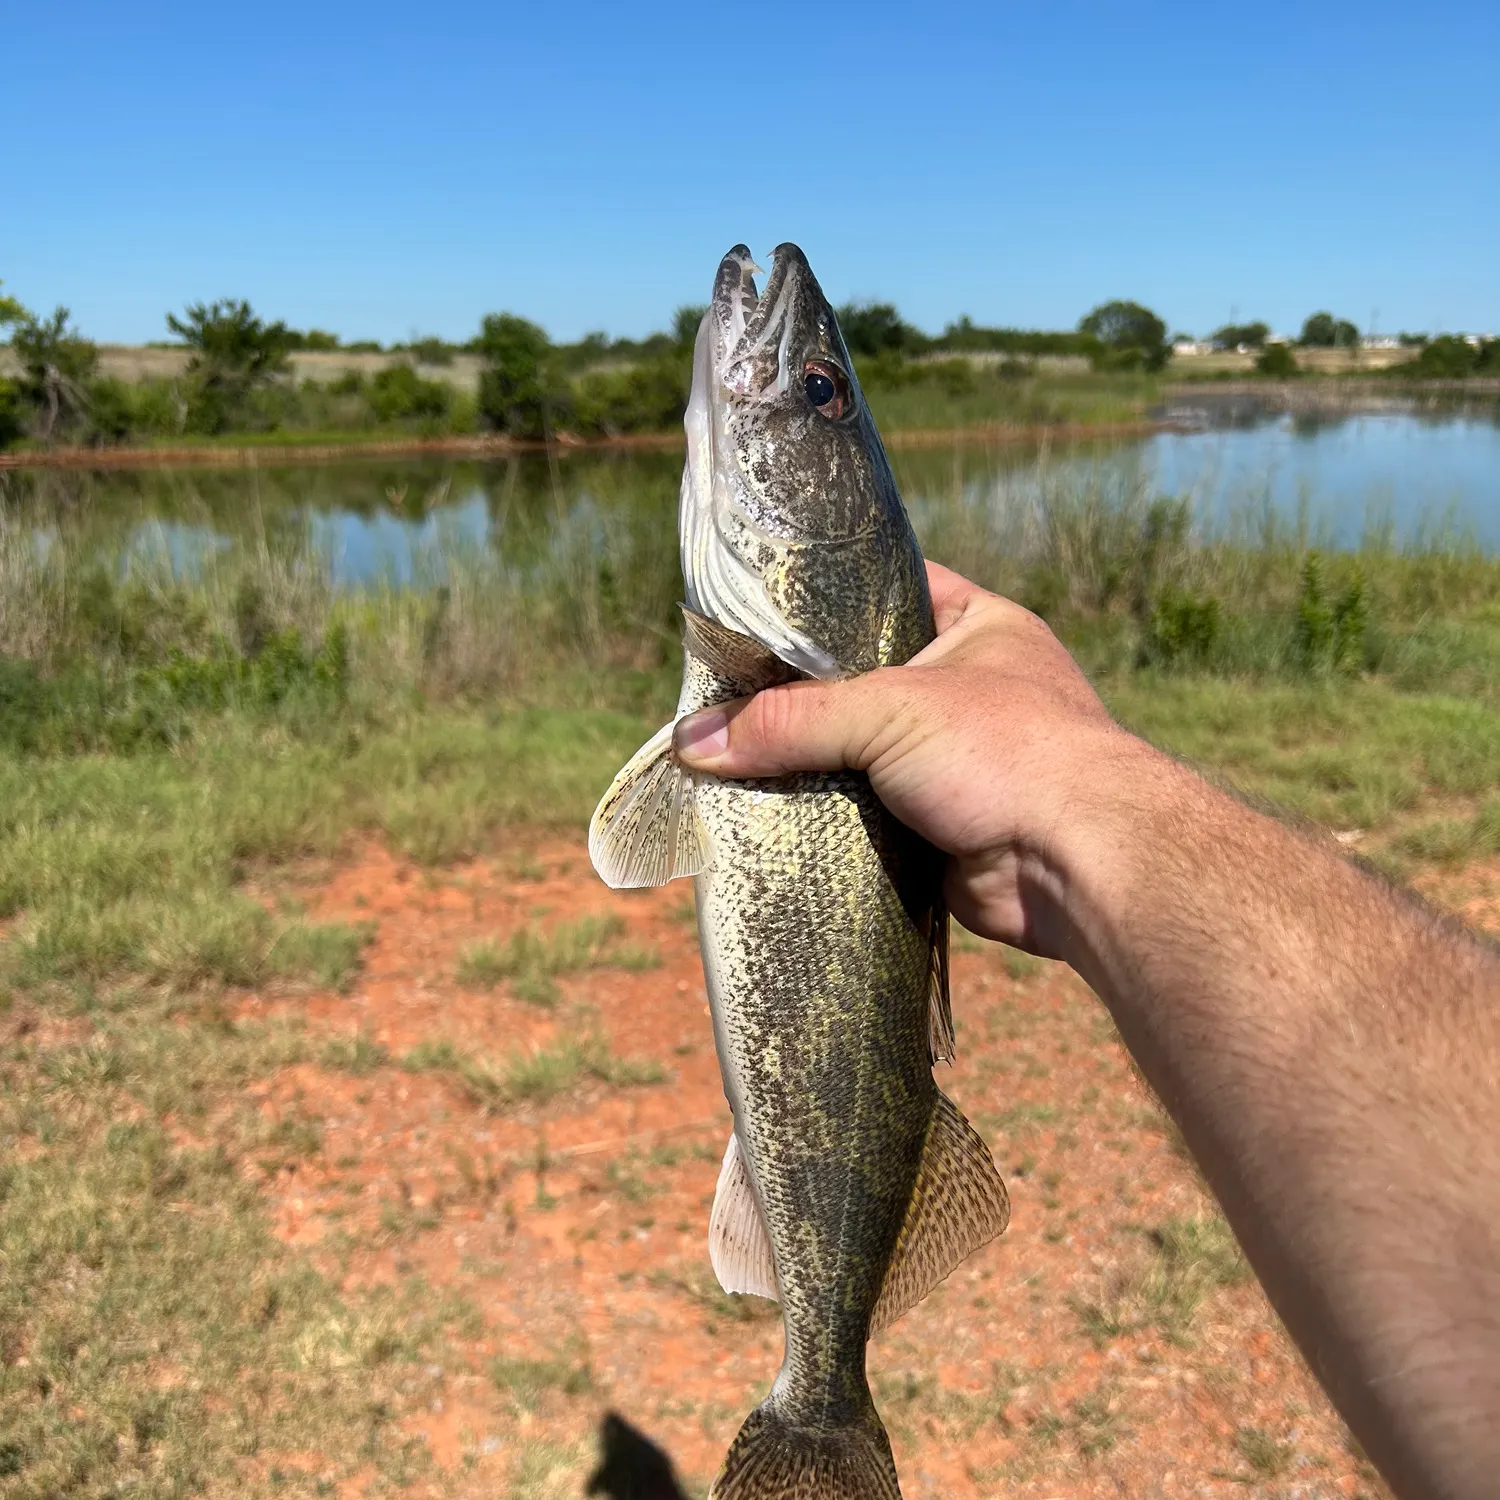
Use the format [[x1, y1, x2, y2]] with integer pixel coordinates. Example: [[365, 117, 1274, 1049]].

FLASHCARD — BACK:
[[708, 1132, 779, 1302], [870, 1091, 1009, 1335], [679, 605, 800, 694], [588, 723, 711, 890]]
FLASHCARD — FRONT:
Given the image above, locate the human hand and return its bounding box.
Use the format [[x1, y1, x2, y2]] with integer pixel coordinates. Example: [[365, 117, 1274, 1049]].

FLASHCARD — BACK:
[[672, 561, 1151, 957]]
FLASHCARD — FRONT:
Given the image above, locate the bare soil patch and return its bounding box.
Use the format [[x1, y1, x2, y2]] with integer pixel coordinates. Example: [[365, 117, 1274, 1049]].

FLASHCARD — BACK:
[[227, 837, 1394, 1499]]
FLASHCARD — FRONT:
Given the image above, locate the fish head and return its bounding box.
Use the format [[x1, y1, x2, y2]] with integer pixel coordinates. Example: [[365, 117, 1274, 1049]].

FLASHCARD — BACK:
[[681, 243, 931, 677]]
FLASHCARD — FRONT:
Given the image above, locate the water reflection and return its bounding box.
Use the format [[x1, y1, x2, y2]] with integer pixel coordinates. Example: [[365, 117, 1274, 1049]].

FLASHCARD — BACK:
[[3, 408, 1497, 585]]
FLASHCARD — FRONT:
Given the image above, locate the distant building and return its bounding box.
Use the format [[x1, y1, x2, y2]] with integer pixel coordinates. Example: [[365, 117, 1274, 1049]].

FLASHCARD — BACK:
[[1362, 335, 1400, 349]]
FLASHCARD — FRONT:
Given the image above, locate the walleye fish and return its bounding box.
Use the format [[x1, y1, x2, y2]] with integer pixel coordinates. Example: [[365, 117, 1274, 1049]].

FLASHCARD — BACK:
[[590, 244, 1009, 1500]]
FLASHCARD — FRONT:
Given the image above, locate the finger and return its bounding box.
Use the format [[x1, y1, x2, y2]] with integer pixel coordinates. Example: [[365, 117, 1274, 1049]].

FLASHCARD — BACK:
[[925, 559, 989, 633], [672, 676, 890, 778]]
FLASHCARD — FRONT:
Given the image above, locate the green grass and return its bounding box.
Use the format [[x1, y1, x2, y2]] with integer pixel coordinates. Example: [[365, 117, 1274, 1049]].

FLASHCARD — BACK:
[[0, 994, 468, 1498], [491, 1351, 594, 1407], [0, 707, 649, 1001], [456, 912, 659, 1006], [318, 1027, 392, 1074], [401, 1033, 664, 1111], [1391, 798, 1500, 865], [1234, 1425, 1296, 1477], [1072, 1213, 1251, 1348], [1103, 675, 1500, 832]]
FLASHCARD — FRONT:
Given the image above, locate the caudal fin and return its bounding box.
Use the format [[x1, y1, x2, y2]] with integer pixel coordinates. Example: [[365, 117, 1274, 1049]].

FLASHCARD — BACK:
[[710, 1404, 901, 1500]]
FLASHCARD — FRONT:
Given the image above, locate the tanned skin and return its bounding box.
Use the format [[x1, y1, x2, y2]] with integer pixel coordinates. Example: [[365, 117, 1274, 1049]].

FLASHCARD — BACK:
[[673, 561, 1500, 1500]]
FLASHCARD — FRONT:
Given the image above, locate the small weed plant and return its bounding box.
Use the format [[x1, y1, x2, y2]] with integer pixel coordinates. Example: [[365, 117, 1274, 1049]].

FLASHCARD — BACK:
[[457, 913, 658, 1006]]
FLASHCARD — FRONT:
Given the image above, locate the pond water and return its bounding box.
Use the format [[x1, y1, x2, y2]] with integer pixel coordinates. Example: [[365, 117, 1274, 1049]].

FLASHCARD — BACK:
[[6, 403, 1499, 584]]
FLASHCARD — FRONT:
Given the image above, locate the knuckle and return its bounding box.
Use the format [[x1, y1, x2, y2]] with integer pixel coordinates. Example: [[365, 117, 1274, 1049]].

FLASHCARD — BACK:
[[750, 683, 812, 748]]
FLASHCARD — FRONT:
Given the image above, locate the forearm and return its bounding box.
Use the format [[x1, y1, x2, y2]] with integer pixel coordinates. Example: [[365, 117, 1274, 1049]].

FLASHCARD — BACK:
[[1059, 737, 1500, 1499]]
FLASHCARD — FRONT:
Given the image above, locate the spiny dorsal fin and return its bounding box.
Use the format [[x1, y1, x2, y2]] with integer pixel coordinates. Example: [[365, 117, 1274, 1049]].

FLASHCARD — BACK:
[[926, 898, 954, 1064], [869, 1090, 1009, 1335], [588, 722, 711, 889], [680, 605, 800, 694], [709, 1132, 779, 1302]]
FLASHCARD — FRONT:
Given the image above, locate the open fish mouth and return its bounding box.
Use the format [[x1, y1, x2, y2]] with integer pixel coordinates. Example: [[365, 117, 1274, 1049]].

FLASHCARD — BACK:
[[707, 243, 818, 397]]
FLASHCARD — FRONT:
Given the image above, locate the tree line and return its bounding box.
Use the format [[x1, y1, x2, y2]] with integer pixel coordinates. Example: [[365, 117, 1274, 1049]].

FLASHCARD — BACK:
[[1, 280, 1493, 449]]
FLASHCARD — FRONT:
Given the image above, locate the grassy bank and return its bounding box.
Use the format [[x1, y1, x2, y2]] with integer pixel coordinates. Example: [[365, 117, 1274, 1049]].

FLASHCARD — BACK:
[[4, 468, 1498, 968], [2, 477, 1498, 1492]]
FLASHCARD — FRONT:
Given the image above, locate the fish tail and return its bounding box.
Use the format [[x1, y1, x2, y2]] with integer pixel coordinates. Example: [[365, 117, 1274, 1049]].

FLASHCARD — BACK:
[[710, 1402, 901, 1500]]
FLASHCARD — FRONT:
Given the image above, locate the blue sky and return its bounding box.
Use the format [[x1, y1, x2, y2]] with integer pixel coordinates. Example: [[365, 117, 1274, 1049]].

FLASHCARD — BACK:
[[3, 1, 1495, 345]]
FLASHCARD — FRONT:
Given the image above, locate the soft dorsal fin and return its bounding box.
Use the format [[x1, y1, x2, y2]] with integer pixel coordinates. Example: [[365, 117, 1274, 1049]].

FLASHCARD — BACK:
[[588, 722, 711, 890], [679, 605, 800, 694], [708, 1132, 779, 1302], [869, 1090, 1008, 1335], [925, 897, 954, 1064]]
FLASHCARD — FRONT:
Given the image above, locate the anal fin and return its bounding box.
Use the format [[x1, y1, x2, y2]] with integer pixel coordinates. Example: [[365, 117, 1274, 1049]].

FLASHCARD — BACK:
[[870, 1091, 1009, 1335], [708, 1133, 778, 1302], [588, 722, 710, 890]]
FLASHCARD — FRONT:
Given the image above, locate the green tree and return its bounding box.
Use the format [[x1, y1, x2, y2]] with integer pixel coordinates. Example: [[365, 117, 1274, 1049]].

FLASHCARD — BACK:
[[475, 313, 554, 437], [1299, 311, 1360, 350], [1401, 334, 1498, 378], [1210, 321, 1270, 350], [672, 305, 707, 348], [399, 335, 455, 366], [283, 327, 341, 352], [11, 307, 99, 441], [0, 280, 26, 330], [836, 302, 924, 358], [0, 281, 28, 447], [166, 299, 293, 433], [1078, 300, 1169, 371], [1299, 312, 1336, 347]]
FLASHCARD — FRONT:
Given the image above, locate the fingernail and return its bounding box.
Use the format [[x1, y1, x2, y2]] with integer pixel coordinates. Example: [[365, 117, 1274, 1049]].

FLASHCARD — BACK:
[[673, 708, 729, 762]]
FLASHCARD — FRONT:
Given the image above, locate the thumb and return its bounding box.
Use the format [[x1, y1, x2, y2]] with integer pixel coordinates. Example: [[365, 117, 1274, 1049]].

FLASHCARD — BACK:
[[671, 676, 888, 778]]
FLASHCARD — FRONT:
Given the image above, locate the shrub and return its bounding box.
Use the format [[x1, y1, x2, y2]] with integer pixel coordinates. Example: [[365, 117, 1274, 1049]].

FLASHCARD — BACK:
[[1294, 554, 1367, 673], [82, 376, 136, 442], [569, 355, 688, 437], [1397, 335, 1500, 379], [367, 364, 452, 425], [1255, 343, 1299, 378], [1142, 589, 1221, 668], [10, 307, 99, 441], [475, 312, 554, 437], [0, 377, 22, 447], [166, 299, 294, 434], [401, 336, 456, 366]]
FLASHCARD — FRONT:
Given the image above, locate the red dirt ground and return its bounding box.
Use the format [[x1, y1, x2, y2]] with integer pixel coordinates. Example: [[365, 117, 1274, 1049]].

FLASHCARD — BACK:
[[236, 838, 1410, 1499]]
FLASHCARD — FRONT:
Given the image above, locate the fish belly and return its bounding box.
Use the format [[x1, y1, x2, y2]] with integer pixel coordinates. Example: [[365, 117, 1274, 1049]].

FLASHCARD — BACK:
[[694, 770, 935, 1422]]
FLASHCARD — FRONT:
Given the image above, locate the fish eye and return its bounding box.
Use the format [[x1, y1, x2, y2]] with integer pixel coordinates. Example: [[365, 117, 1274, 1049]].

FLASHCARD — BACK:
[[803, 360, 850, 420]]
